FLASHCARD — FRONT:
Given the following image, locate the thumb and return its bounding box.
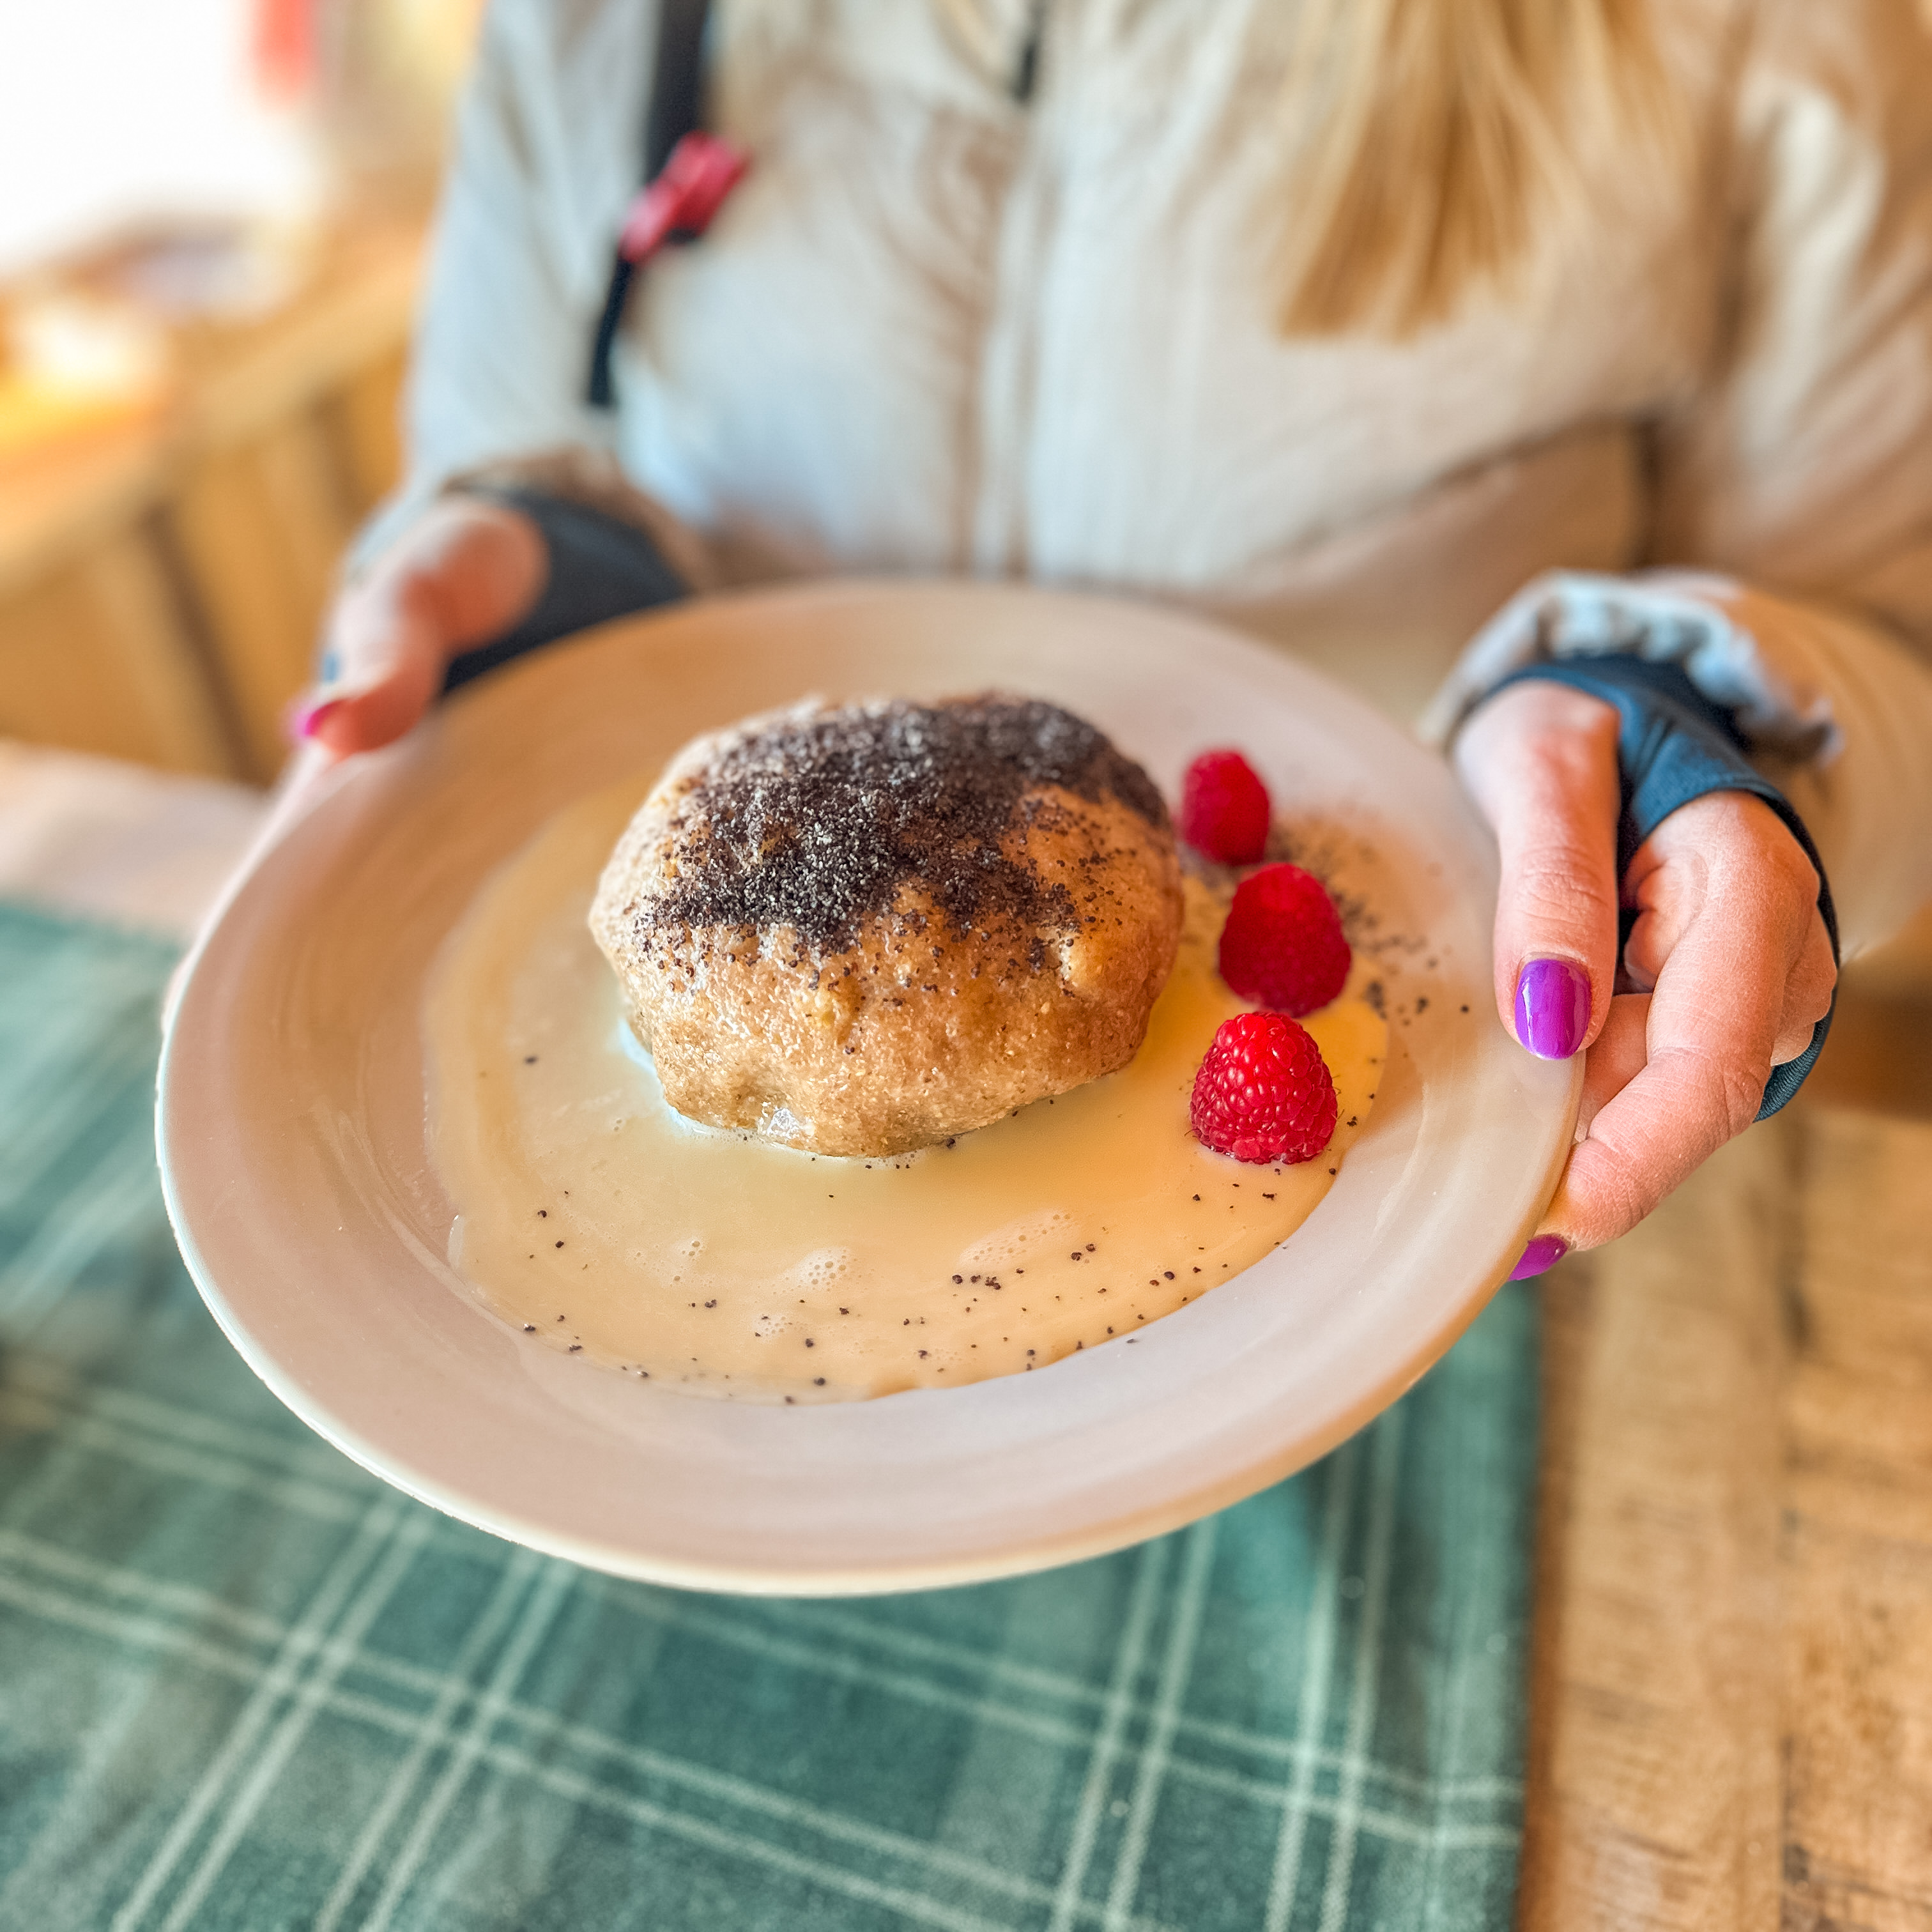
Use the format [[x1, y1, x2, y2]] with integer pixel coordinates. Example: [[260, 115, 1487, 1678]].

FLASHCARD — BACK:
[[1453, 680, 1623, 1061], [293, 497, 546, 759], [296, 583, 445, 756]]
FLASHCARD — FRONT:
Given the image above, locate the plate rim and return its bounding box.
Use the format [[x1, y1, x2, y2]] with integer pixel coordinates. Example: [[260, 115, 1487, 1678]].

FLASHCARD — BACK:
[[158, 576, 1579, 1594]]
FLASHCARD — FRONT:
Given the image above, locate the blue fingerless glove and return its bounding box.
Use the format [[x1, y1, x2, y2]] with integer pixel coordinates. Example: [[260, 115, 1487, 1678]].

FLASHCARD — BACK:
[[441, 487, 690, 693], [1487, 653, 1836, 1119]]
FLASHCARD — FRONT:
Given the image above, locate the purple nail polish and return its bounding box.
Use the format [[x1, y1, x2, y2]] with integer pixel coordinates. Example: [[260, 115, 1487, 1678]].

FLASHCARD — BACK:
[[1514, 958, 1591, 1059], [1509, 1235, 1568, 1280]]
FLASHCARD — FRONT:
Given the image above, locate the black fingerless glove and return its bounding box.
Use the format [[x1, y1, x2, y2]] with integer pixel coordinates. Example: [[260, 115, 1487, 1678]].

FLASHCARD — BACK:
[[1488, 653, 1837, 1119], [440, 487, 690, 693]]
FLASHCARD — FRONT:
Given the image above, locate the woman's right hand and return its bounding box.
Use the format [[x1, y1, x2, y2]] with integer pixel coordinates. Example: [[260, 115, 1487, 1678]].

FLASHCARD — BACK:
[[291, 494, 547, 760], [168, 494, 546, 1025]]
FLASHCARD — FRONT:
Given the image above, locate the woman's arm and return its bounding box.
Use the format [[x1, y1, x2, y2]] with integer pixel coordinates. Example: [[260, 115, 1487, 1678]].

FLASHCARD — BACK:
[[1638, 0, 1932, 951], [296, 0, 717, 759], [1438, 0, 1932, 1264], [367, 0, 656, 554]]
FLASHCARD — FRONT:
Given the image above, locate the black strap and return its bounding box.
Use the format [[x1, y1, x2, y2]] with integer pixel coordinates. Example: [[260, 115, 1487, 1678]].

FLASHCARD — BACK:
[[586, 0, 712, 410], [1011, 2, 1046, 100]]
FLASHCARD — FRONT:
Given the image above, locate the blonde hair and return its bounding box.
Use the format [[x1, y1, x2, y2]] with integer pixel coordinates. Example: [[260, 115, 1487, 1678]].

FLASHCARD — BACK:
[[1275, 0, 1682, 336]]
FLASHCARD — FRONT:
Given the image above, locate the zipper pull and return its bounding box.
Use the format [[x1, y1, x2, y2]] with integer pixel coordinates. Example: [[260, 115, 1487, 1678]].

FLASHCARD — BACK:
[[619, 130, 750, 264]]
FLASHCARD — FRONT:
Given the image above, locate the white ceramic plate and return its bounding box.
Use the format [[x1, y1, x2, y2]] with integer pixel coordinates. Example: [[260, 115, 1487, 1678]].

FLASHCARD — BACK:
[[159, 581, 1577, 1595]]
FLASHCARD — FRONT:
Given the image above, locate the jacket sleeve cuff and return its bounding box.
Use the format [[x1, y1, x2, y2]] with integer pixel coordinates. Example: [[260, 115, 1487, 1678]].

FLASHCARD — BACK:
[[437, 482, 693, 692], [1418, 569, 1839, 759]]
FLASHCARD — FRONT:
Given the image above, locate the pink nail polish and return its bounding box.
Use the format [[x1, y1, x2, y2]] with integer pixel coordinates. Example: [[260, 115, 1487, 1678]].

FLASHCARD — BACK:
[[291, 696, 345, 742], [1509, 1234, 1568, 1280]]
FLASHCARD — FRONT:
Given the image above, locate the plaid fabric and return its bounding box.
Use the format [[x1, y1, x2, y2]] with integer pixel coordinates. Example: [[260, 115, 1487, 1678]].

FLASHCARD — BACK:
[[0, 901, 1537, 1932]]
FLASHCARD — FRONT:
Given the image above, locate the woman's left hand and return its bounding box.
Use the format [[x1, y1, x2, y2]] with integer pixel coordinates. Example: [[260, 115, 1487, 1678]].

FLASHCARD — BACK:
[[1453, 679, 1837, 1271]]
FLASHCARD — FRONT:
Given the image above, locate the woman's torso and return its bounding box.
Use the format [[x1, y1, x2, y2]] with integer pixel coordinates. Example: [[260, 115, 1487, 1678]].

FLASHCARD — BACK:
[[601, 0, 1724, 710]]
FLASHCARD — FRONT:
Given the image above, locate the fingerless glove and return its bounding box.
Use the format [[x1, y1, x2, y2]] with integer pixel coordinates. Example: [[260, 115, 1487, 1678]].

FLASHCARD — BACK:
[[1489, 653, 1836, 1119]]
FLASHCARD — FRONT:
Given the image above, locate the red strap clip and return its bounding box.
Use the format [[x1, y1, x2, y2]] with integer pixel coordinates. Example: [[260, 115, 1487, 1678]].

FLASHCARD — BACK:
[[618, 130, 749, 264]]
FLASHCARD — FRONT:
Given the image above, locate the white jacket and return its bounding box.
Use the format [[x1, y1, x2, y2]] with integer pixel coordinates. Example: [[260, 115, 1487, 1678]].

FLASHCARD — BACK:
[[387, 0, 1932, 956]]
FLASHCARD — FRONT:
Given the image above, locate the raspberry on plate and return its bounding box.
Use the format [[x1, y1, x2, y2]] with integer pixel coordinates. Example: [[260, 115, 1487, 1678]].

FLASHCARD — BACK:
[[1189, 1011, 1338, 1164], [1217, 862, 1351, 1016], [1178, 749, 1270, 864]]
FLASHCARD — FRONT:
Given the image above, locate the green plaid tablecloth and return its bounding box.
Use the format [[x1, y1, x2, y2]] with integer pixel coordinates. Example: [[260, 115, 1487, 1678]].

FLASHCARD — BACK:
[[0, 900, 1537, 1931]]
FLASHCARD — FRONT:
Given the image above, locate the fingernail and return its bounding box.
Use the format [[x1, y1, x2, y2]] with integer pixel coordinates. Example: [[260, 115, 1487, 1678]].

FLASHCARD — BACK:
[[1509, 1235, 1568, 1280], [290, 696, 345, 743], [1514, 958, 1591, 1059]]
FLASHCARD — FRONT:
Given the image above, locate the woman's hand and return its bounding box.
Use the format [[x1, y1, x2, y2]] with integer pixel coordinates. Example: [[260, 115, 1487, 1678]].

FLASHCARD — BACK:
[[290, 494, 546, 760], [1453, 680, 1837, 1270], [166, 499, 544, 1030]]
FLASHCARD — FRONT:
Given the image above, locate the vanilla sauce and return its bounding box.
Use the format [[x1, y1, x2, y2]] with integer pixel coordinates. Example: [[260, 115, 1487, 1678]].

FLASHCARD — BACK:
[[424, 779, 1386, 1402]]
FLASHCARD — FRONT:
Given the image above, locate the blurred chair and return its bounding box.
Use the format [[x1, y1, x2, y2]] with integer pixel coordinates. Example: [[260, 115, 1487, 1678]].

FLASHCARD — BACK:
[[0, 222, 416, 787], [0, 0, 479, 786]]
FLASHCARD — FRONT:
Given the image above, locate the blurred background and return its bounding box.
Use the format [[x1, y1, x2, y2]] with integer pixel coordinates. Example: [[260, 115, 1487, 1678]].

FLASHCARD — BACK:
[[0, 0, 479, 786]]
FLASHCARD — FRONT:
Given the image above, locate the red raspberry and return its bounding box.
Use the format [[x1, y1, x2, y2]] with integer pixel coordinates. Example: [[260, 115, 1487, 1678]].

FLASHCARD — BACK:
[[1179, 749, 1271, 864], [1190, 1011, 1338, 1164], [1217, 862, 1351, 1016]]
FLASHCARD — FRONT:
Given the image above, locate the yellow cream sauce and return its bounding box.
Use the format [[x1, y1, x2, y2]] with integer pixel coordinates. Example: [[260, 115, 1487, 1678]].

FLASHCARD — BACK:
[[424, 781, 1386, 1402]]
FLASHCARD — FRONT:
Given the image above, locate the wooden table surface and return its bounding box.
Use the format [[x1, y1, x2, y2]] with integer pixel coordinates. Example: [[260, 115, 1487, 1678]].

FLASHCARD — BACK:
[[1519, 974, 1932, 1929]]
